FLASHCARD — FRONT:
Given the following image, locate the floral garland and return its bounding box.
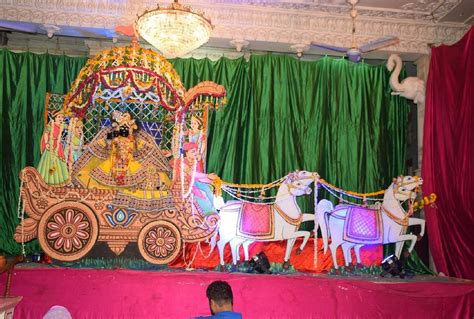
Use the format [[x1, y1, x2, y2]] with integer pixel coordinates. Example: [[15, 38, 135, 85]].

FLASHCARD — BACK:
[[110, 136, 135, 185], [413, 193, 437, 210], [215, 174, 437, 211], [212, 175, 289, 204], [319, 178, 386, 199], [16, 171, 26, 256]]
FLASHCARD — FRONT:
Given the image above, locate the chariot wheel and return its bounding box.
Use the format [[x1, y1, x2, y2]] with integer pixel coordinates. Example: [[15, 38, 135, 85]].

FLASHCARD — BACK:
[[138, 220, 182, 265], [38, 202, 98, 262]]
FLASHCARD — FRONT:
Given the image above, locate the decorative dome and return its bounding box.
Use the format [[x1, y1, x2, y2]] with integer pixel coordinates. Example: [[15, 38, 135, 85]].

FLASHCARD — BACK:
[[64, 45, 186, 117]]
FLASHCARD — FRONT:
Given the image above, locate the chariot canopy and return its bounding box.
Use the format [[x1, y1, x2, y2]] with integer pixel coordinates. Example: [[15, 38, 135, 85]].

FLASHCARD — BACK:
[[50, 43, 226, 154], [63, 44, 226, 119]]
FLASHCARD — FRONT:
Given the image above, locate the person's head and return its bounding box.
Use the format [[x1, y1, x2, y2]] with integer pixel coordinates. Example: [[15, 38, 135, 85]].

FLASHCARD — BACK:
[[111, 111, 137, 136], [52, 110, 65, 124], [190, 116, 203, 131], [206, 280, 234, 315], [73, 119, 83, 135]]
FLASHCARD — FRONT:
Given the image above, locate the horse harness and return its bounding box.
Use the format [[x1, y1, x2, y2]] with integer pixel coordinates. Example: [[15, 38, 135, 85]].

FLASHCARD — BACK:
[[273, 204, 302, 227], [381, 205, 410, 227]]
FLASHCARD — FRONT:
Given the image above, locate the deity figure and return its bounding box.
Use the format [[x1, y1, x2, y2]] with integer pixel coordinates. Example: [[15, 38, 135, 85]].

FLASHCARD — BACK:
[[37, 110, 69, 185], [105, 111, 139, 186], [71, 111, 172, 205]]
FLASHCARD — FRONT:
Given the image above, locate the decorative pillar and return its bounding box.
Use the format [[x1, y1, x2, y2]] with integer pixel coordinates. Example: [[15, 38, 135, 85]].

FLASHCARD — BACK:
[[414, 54, 430, 176]]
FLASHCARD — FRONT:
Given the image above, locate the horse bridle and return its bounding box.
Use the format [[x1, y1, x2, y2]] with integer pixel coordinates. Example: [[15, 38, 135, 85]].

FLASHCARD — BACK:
[[383, 176, 422, 225], [286, 173, 319, 196], [393, 176, 422, 200]]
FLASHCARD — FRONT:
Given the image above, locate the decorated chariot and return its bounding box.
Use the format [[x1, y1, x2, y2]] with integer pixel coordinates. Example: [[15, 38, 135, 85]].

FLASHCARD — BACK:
[[14, 42, 226, 265]]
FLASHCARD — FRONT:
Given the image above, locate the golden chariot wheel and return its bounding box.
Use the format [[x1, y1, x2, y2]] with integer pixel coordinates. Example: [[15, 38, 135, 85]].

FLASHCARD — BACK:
[[138, 220, 182, 265], [38, 201, 99, 262]]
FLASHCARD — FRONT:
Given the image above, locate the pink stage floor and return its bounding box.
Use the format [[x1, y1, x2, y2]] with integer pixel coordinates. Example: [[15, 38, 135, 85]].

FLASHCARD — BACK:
[[1, 267, 473, 319]]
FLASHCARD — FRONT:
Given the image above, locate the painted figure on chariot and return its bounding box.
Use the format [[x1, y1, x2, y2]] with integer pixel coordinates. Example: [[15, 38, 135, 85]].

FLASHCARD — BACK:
[[175, 120, 218, 216], [183, 115, 206, 173], [70, 110, 172, 206], [37, 110, 69, 185], [65, 117, 84, 169], [190, 171, 220, 217]]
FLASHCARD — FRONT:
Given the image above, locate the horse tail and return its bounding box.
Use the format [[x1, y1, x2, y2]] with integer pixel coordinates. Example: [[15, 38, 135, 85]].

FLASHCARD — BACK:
[[317, 199, 334, 254]]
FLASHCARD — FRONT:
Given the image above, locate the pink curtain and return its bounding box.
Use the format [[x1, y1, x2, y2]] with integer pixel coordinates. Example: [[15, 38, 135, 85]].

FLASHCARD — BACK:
[[422, 27, 474, 280], [3, 269, 474, 318]]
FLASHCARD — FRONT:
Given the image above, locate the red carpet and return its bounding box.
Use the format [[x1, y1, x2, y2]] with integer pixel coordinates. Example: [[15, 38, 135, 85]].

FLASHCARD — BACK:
[[1, 268, 473, 318]]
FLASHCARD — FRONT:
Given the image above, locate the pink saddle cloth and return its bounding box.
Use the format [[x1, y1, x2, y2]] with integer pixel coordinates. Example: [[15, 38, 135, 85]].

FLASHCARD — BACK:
[[237, 202, 274, 239], [342, 206, 383, 244]]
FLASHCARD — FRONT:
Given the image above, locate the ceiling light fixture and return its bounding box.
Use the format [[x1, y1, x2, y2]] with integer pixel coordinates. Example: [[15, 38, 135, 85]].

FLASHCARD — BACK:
[[135, 0, 213, 58]]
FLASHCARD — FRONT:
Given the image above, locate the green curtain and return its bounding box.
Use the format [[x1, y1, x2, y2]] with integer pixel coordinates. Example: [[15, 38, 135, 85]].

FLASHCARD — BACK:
[[0, 49, 87, 255], [1, 51, 414, 267], [172, 55, 409, 214]]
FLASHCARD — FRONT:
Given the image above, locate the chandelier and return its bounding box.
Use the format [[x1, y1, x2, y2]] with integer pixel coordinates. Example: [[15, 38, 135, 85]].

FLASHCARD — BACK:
[[136, 0, 213, 58]]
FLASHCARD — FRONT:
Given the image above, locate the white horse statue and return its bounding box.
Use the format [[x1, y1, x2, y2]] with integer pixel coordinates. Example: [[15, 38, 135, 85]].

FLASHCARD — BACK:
[[316, 175, 424, 269], [212, 171, 319, 269]]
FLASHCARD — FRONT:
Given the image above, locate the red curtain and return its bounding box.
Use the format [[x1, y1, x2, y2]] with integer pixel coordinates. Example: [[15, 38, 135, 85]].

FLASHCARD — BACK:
[[422, 27, 474, 279]]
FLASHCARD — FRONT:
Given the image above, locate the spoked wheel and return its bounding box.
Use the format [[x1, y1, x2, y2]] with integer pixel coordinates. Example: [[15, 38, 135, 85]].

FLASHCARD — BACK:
[[38, 202, 98, 261], [138, 220, 182, 265]]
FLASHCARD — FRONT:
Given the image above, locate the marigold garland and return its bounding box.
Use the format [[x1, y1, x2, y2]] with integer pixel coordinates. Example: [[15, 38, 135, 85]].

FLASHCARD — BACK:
[[319, 179, 386, 197], [413, 193, 437, 210]]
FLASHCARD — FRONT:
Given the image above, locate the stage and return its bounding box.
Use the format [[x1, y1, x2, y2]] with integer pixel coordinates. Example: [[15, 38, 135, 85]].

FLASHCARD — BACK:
[[1, 267, 473, 318]]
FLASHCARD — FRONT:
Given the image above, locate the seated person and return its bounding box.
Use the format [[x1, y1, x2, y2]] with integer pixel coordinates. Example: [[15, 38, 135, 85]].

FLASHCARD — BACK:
[[170, 121, 219, 216], [170, 147, 219, 216], [196, 281, 242, 319]]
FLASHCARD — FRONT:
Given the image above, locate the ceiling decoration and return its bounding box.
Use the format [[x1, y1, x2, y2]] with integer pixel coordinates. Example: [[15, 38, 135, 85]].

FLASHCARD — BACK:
[[0, 0, 471, 60], [213, 0, 469, 23]]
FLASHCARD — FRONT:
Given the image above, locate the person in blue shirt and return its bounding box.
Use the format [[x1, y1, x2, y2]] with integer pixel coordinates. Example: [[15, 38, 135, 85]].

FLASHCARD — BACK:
[[196, 281, 243, 319]]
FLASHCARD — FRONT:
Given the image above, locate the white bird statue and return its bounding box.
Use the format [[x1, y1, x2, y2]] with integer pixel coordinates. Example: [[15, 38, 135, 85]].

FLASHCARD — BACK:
[[387, 54, 425, 104]]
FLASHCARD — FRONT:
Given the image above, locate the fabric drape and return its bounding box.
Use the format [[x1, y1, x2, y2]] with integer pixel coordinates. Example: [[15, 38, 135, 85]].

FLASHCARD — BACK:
[[1, 51, 410, 264], [173, 55, 410, 215], [0, 50, 87, 255], [422, 27, 474, 280]]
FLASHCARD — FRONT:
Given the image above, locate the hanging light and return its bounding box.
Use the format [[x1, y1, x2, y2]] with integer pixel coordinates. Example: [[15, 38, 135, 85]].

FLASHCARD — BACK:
[[135, 0, 213, 58]]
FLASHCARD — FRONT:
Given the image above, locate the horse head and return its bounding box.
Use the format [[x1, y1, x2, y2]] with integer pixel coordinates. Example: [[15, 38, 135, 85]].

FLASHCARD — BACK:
[[392, 175, 423, 201], [285, 170, 319, 196]]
